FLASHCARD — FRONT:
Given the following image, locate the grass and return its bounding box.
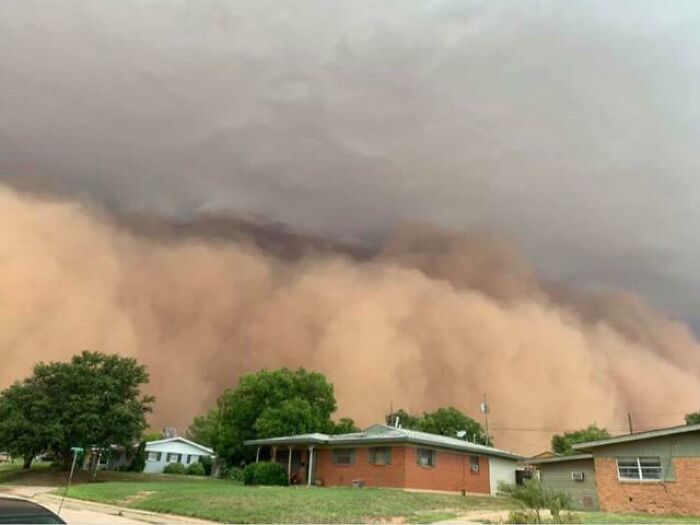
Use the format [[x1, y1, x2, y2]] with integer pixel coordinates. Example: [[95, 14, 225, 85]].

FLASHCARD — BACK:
[[0, 461, 203, 487], [579, 512, 700, 524], [60, 481, 515, 523]]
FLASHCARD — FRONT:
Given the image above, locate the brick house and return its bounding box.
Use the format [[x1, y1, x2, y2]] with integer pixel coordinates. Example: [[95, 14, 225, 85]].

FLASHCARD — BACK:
[[573, 423, 700, 515], [245, 424, 523, 494]]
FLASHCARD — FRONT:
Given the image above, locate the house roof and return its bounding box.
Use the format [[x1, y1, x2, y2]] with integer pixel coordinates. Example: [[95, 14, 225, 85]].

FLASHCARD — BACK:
[[146, 436, 214, 455], [525, 453, 593, 465], [573, 423, 700, 452], [245, 424, 524, 460]]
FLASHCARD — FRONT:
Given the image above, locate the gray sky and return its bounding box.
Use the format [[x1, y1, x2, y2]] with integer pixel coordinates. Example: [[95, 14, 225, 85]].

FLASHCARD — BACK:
[[2, 0, 700, 324]]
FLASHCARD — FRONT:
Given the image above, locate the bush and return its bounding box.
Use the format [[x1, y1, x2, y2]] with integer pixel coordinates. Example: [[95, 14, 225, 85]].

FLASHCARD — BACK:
[[129, 442, 146, 472], [499, 480, 572, 524], [199, 455, 213, 476], [163, 462, 186, 475], [186, 462, 206, 476], [226, 467, 244, 482], [243, 463, 260, 485], [243, 461, 287, 486]]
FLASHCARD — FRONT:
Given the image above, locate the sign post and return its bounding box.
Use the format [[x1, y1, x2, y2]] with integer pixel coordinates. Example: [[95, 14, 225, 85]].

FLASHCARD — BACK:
[[58, 446, 83, 516]]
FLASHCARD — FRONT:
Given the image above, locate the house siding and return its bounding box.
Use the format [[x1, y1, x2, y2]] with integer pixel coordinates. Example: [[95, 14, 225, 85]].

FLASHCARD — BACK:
[[537, 458, 599, 510], [143, 440, 212, 474]]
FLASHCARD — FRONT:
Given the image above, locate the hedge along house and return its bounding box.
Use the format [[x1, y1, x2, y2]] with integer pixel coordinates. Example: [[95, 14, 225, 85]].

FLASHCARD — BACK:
[[244, 424, 523, 494], [525, 454, 599, 510], [573, 423, 700, 515]]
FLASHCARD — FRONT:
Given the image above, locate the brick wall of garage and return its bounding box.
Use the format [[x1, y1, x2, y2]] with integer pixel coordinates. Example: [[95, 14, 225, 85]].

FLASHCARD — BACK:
[[595, 457, 700, 515]]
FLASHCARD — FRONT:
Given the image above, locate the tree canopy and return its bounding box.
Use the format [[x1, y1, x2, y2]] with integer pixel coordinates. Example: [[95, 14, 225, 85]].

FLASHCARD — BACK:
[[551, 424, 610, 455], [386, 406, 489, 444], [685, 411, 700, 425], [0, 351, 153, 468], [189, 368, 356, 466]]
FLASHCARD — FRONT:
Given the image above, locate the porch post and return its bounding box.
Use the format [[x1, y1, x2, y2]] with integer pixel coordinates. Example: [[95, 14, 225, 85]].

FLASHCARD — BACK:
[[272, 446, 277, 462], [287, 446, 293, 481], [307, 446, 315, 487], [256, 447, 261, 463]]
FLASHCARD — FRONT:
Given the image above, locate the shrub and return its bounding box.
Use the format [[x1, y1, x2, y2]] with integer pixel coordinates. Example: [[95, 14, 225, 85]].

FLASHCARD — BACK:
[[499, 480, 572, 524], [199, 455, 213, 476], [227, 467, 244, 482], [243, 462, 288, 486], [129, 442, 146, 472], [186, 462, 206, 476], [243, 463, 260, 485], [163, 462, 186, 475]]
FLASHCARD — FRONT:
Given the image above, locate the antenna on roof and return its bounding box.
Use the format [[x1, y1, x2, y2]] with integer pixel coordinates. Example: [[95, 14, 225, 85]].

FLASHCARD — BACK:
[[394, 416, 401, 429]]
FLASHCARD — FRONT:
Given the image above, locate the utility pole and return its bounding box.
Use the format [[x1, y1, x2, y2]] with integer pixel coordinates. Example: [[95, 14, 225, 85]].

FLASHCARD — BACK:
[[628, 411, 634, 434], [480, 393, 490, 445]]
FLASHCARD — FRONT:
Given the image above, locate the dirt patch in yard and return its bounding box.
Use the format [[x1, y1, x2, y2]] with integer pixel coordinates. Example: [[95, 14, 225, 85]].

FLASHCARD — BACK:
[[118, 491, 157, 505]]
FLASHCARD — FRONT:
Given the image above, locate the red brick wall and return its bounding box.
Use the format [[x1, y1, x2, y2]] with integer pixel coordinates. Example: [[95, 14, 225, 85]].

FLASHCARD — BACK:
[[314, 446, 406, 488], [595, 457, 700, 515], [313, 445, 490, 494], [404, 446, 490, 494]]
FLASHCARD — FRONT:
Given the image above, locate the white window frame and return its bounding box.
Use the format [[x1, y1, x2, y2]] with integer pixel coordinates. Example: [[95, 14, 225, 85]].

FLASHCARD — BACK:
[[416, 448, 436, 468], [616, 457, 663, 482], [147, 451, 161, 462], [166, 453, 181, 463]]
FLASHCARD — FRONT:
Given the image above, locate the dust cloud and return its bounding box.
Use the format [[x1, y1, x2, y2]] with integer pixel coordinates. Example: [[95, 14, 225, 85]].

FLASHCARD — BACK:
[[3, 185, 699, 454]]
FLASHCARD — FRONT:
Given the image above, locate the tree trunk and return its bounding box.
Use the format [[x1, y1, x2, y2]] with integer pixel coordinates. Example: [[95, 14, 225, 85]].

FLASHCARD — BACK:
[[22, 455, 34, 470]]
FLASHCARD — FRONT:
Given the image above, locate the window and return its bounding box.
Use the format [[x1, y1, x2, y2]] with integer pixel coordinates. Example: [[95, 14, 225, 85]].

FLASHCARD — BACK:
[[166, 453, 181, 463], [147, 452, 161, 462], [470, 455, 480, 473], [369, 447, 392, 465], [617, 457, 663, 481], [188, 455, 198, 464], [332, 448, 356, 465], [571, 471, 584, 482], [417, 448, 436, 467]]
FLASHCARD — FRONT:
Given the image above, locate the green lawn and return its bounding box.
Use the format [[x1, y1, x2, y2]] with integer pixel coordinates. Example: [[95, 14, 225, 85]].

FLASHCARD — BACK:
[[60, 480, 515, 523]]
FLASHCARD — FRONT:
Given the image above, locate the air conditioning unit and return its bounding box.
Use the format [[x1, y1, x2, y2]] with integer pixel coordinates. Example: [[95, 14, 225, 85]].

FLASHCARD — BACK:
[[571, 471, 585, 482], [470, 464, 479, 473]]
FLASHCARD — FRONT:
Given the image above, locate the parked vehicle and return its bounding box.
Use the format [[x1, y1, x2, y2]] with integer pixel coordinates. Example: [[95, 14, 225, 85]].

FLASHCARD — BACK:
[[0, 497, 66, 524]]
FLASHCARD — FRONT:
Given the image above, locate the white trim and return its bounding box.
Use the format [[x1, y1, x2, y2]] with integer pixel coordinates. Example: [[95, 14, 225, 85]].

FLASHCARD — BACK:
[[616, 457, 664, 482]]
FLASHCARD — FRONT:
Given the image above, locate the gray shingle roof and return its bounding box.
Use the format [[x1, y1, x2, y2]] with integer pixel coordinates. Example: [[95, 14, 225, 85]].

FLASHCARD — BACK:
[[525, 453, 593, 465], [572, 423, 700, 451], [245, 424, 523, 460]]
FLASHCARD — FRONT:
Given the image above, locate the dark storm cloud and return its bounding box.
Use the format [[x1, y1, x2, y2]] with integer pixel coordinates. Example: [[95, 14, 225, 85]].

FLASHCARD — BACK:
[[2, 0, 700, 322]]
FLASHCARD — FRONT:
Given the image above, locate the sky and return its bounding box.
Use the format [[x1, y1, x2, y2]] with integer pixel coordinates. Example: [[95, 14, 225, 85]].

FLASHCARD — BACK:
[[2, 1, 700, 447]]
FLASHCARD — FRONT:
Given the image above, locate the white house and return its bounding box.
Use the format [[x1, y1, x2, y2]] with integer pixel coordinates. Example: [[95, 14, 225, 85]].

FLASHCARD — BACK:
[[144, 437, 214, 474]]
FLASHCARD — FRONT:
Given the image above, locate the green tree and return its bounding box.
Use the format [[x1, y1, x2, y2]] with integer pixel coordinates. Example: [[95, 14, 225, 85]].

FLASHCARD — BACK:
[[0, 351, 153, 468], [186, 411, 219, 447], [385, 408, 420, 429], [417, 407, 489, 444], [685, 411, 700, 425], [214, 368, 339, 466], [327, 417, 359, 434], [386, 407, 489, 444], [551, 424, 610, 455], [0, 381, 59, 469]]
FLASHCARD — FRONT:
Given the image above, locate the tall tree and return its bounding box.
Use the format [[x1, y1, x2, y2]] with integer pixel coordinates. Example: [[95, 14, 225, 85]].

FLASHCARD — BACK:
[[212, 368, 339, 466], [0, 351, 154, 468], [551, 424, 610, 455]]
